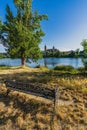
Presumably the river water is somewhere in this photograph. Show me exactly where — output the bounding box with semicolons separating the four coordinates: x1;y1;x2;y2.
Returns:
0;58;84;68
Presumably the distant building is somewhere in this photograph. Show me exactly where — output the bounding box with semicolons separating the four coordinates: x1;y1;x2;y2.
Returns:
44;45;47;56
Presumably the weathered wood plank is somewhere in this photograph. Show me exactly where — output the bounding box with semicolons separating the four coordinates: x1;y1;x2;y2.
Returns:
3;79;55;99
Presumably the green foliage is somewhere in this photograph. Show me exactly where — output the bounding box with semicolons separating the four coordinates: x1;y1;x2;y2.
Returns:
75;49;80;57
0;53;6;59
54;65;75;71
0;20;2;30
77;67;85;72
43;49;82;58
81;39;87;55
82;58;87;69
0;19;2;38
1;0;47;65
81;39;87;69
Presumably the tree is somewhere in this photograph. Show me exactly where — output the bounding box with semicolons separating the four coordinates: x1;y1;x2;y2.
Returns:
81;39;87;69
81;39;87;56
0;20;2;28
1;0;47;66
0;19;2;36
75;49;80;57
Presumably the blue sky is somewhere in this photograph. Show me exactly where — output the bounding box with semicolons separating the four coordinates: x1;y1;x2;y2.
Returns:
0;0;87;52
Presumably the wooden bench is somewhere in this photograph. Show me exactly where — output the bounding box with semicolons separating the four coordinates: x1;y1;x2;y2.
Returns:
3;79;56;100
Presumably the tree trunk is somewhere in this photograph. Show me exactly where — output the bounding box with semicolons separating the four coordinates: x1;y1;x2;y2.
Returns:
21;57;26;67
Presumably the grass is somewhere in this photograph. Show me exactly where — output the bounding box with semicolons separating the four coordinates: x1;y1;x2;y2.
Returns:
0;64;11;70
0;85;53;130
82;87;87;94
0;66;87;129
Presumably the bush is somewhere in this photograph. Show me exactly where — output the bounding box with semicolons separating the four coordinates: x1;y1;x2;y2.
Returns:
77;67;85;72
54;65;75;71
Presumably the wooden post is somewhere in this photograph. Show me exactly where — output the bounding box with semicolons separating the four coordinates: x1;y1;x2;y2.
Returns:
54;87;59;114
50;87;59;130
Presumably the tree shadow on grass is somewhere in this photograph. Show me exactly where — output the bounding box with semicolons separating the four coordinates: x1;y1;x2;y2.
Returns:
0;69;87;85
0;88;53;129
0;69;87;129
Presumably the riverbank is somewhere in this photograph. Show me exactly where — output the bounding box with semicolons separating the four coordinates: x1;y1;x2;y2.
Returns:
0;66;87;129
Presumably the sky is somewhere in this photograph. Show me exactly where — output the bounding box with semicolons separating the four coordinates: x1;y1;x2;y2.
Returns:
0;0;87;52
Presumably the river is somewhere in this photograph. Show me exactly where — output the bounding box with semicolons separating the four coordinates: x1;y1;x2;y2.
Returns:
0;58;84;68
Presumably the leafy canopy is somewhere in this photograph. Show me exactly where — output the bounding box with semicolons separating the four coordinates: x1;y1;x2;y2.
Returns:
2;0;47;61
81;39;87;56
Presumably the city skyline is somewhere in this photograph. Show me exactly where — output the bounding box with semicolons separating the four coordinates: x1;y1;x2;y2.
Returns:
0;0;87;52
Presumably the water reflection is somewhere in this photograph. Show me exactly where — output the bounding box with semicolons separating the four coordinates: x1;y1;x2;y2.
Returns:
44;58;57;67
43;58;83;68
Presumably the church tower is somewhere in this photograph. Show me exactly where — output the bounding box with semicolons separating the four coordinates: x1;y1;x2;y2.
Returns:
44;45;47;57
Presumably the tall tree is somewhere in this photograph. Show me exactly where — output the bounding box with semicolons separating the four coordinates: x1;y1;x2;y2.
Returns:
75;49;80;57
81;39;87;69
0;20;1;28
1;0;47;66
0;19;2;36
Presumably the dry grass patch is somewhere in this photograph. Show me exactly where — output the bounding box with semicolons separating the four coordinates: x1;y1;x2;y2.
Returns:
0;84;54;130
0;67;87;129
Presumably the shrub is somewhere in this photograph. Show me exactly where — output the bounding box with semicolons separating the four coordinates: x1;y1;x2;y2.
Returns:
77;67;85;72
54;65;75;71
